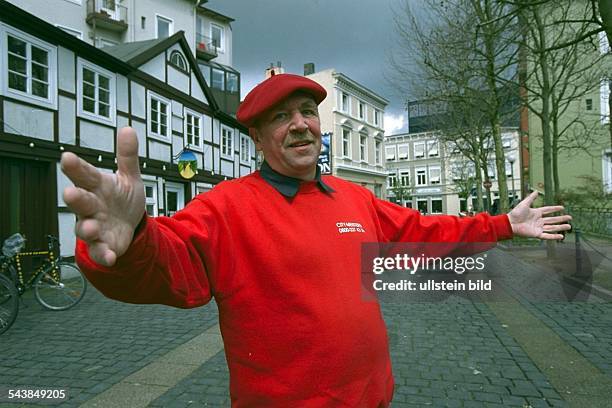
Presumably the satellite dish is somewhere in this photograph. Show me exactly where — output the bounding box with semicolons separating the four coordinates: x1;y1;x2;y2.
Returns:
177;150;197;179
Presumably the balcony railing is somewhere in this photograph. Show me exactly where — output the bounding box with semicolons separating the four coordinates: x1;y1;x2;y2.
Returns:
195;33;218;60
86;0;128;32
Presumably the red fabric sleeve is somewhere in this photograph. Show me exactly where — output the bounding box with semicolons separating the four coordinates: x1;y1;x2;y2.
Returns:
75;198;218;309
373;197;513;243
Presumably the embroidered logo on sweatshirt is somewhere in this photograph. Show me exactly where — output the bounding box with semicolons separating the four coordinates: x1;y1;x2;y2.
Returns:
336;222;366;234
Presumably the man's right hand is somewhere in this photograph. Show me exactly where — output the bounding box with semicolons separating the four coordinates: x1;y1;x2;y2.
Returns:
60;127;145;267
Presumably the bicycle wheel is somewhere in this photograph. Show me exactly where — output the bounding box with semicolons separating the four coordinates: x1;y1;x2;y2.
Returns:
34;262;87;311
0;273;19;335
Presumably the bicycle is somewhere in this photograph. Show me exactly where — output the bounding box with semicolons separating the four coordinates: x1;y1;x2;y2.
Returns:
0;233;87;335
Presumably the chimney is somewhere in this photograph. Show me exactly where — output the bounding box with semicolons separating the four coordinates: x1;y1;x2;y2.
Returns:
265;61;285;79
304;63;315;76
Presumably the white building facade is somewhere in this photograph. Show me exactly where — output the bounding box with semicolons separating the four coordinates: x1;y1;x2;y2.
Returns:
385;129;521;215
306;68;388;198
0;0;254;255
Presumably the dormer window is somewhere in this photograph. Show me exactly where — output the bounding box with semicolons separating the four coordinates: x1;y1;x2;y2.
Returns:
169;50;187;71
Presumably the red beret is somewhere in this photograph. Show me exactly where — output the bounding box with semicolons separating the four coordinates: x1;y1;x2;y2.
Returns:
236;74;327;127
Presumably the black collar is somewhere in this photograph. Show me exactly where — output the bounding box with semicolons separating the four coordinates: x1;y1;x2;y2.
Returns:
259;161;335;197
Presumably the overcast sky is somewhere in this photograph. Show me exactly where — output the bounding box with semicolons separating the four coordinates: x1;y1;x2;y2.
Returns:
210;0;410;134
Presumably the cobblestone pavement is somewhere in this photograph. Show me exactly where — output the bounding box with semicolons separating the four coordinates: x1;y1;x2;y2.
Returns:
1;247;611;407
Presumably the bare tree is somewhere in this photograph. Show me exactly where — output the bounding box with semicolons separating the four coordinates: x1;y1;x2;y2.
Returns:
390;0;519;213
517;1;606;200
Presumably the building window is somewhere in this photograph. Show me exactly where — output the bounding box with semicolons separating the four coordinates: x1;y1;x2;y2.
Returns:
3;28;57;108
502;136;512;148
342;128;351;157
427;141;439;157
431;198;443;214
375;140;381;165
417;199;428;214
169;50;187;71
374;109;381;126
77;59;115;125
227;72;239;93
414;142;425;158
400;171;410;186
451;162;463;181
586;98;593;111
385;146;396;161
429;166;441;185
156;15;173;39
144;181;158;216
487;160;497;180
398;144;409;160
359;134;367;161
341;92;349;113
212;68;225;90
359;101;365;120
240;134;251;164
416;168;427;186
388;173;397;188
184;109;202;149
211;23;224;51
148;92;170;141
221;126;233;157
165;182;184;216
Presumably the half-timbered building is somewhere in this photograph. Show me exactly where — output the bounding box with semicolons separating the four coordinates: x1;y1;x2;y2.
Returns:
0;0;254;255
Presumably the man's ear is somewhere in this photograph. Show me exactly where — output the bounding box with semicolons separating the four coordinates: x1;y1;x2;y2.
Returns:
249;127;263;151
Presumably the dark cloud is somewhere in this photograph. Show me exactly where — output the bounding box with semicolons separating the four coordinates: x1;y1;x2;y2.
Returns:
209;0;408;132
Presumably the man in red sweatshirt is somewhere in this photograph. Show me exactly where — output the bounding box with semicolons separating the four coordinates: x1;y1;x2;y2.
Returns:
60;74;571;407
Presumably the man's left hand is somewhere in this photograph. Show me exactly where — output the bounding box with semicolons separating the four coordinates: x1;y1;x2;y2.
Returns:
507;191;572;240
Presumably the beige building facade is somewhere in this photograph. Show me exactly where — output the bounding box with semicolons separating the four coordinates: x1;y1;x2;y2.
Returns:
306;68;388;198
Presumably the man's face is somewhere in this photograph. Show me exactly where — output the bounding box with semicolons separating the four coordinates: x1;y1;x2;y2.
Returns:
251;93;322;180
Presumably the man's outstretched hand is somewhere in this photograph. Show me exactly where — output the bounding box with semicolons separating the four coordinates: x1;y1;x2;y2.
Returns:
507;191;572;240
61;127;145;267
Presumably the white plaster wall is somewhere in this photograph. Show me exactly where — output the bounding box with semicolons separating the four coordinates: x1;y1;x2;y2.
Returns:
56;161;71;206
3;101;54;140
80;120;114;152
203;114;212;142
132;0;196;54
203;145;213;171
117;75;129;112
58;96;76;144
58;47;76;94
168;66;189;95
58;212;76;257
149;139;171;162
130;81;146;119
191;72;206;103
10;0;89;45
172;113;182;134
157;177;165;210
140;54;166;82
239;165;251;177
172;134;184;163
116;114;129;130
172;100;183;117
212;118;220;144
131;119;147;157
212;147;219;173
446;195;461;215
220;159;233;177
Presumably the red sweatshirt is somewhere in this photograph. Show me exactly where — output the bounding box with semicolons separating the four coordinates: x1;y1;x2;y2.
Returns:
76;171;512;407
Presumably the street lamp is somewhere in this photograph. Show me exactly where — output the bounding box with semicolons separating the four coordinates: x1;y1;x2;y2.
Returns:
507;154;516;207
